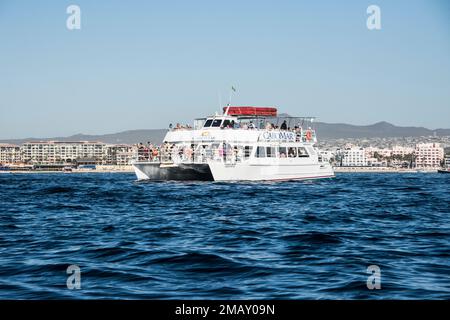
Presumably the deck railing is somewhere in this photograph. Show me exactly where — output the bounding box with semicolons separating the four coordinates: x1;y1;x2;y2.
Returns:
135;129;317;165
136;145;244;165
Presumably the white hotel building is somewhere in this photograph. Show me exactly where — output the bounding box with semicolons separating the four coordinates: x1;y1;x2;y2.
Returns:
415;143;444;168
105;144;137;166
340;147;368;167
391;145;415;157
21;141;106;165
445;156;450;168
20;141;136;166
0;144;21;165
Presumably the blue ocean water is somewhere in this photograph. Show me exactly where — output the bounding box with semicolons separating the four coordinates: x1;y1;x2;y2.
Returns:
0;172;449;299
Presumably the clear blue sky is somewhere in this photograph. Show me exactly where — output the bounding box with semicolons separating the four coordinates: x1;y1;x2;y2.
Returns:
1;0;449;139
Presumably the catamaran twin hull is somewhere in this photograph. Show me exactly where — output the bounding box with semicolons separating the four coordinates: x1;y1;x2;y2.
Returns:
133;161;334;182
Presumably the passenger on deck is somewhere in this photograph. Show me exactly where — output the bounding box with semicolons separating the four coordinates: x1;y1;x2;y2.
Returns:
184;145;193;161
295;126;302;142
288;148;296;157
281;120;287;130
233;146;238;161
200;145;206;162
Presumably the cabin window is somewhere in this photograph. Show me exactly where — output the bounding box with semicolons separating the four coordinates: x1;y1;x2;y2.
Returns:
244;146;253;158
279;147;287;158
256;146;265;158
288;147;297;157
297;147;309;157
222;120;231;128
203;119;213;127
212;119;222;127
266;147;276;158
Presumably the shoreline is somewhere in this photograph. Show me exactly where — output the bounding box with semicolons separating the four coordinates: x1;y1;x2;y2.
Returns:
333;167;437;173
0;170;135;174
0;165;135;174
0;167;439;174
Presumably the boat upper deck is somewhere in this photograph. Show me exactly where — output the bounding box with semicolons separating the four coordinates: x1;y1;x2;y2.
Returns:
166;106;318;144
165;127;317;144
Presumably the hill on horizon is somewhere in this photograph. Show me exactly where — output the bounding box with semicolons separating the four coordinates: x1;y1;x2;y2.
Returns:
1;121;449;145
315;121;450;139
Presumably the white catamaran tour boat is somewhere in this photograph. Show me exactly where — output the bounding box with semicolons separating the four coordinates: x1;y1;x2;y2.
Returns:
132;106;334;181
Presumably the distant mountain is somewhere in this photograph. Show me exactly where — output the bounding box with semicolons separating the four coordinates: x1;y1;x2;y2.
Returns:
0;129;168;146
314;121;450;139
1;122;449;145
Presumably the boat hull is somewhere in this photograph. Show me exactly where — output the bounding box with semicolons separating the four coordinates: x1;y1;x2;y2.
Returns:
208;161;334;181
133;162;214;181
438;169;450;174
133;161;334;181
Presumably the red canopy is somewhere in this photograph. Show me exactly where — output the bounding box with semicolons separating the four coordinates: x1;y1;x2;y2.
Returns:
223;106;277;117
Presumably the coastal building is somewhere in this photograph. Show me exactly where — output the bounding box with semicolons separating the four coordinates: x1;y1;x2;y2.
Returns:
366;157;387;167
19;141;138;166
340;147;368;167
444;155;450;168
0;144;21;164
318;150;335;162
414;143;444;168
105;144;136;165
391;145;415;157
362;145;414;167
365;146;414;159
21;141;107;165
365;147;391;159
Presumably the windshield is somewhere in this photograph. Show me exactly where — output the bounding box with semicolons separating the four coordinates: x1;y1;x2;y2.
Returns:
211;119;222;127
203;119;213;127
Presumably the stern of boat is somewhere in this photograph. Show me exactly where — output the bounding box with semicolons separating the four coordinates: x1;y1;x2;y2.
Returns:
132;161;214;181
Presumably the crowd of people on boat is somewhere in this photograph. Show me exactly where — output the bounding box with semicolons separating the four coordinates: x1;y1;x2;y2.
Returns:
168;119;311;134
137;142;196;162
136;141;309;163
137;142;246;163
168;123;193;130
136;120;314;162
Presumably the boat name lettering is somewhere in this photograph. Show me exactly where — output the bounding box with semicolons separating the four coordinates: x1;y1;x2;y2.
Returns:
260;131;295;141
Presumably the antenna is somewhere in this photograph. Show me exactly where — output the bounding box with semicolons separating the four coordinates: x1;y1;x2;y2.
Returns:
225;85;236;115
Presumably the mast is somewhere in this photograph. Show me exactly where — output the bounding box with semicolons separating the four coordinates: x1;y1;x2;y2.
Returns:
224;86;236;115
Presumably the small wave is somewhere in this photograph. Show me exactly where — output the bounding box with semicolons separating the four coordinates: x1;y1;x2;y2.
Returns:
281;231;343;245
83;246;135;260
83;266;159;282
102;225;115;232
2;223;20;229
43;204;91;211
39;186;75;194
149;252;267;276
395;186;423;192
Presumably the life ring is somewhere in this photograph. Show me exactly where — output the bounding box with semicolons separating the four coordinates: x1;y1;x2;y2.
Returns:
305;130;312;141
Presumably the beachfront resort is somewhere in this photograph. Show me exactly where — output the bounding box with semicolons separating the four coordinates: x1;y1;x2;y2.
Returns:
0;136;449;172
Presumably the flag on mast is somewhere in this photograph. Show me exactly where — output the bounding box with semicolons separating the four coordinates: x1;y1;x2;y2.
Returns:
225;86;236;115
